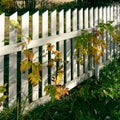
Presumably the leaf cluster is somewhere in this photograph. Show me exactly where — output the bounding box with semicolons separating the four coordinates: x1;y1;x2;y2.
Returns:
75;21;120;64
0;84;7;106
44;43;69;102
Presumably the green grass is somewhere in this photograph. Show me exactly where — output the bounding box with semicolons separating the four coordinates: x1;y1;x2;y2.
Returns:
0;55;120;120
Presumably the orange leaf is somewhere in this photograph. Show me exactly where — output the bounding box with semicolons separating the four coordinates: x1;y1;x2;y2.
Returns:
55;93;61;100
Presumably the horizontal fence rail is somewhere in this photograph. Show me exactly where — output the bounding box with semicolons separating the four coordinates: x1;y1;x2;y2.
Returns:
0;5;120;112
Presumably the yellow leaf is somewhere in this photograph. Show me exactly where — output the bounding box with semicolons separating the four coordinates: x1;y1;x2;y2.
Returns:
56;73;63;85
20;59;29;72
27;73;40;86
10;20;20;28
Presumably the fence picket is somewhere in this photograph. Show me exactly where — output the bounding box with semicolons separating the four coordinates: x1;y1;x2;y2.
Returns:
89;8;93;70
0;13;5;109
65;9;71;83
98;7;103;64
72;9;77;79
21;12;29;102
42;11;48;96
32;11;39;101
50;10;57;85
59;10;64;85
94;7;99;78
110;6;114;57
9;12;17;106
79;8;83;76
106;7;110;60
84;8;88;73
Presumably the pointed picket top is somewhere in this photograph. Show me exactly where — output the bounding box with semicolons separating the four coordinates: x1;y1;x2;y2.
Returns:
89;7;93;28
59;9;64;34
99;7;103;23
22;12;29;37
94;7;98;26
103;7;107;23
0;13;5;47
111;6;114;21
32;11;39;39
84;8;88;29
79;8;83;30
66;9;71;32
42;10;48;37
72;8;77;31
51;10;57;35
107;6;110;21
9;12;18;44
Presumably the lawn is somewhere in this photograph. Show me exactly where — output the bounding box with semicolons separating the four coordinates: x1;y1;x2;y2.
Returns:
0;55;120;120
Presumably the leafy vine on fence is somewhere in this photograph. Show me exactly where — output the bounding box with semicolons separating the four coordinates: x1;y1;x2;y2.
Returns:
75;21;120;64
0;20;120;107
10;20;69;102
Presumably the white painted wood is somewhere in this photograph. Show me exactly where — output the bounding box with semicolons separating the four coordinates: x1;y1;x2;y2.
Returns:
59;10;64;34
32;11;39;101
98;7;103;67
94;7;98;26
106;7;110;60
51;10;57;83
0;13;5;109
94;7;99;78
103;7;107;24
51;10;57;36
102;7;107;63
66;9;71;82
72;9;77;80
0;13;5;86
111;6;114;21
9;12;17;106
21;12;29;101
84;8;88;73
2;23;120;58
113;6;117;55
116;5;119;55
59;10;64;85
99;7;103;23
110;6;114;57
89;8;93;70
89;8;93;28
42;11;48;96
79;8;83;30
79;8;83;76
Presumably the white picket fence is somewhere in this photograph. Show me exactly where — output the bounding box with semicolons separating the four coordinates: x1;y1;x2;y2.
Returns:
0;5;120;112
